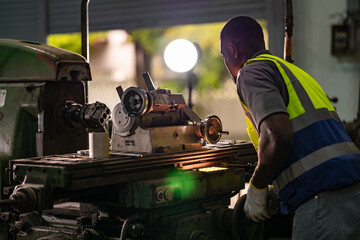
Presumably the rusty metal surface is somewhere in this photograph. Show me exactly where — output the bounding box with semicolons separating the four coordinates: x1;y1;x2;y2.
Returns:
11;141;257;190
0;39;91;82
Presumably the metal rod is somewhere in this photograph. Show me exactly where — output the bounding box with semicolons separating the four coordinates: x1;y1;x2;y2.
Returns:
188;71;194;109
0;198;16;207
81;0;89;60
284;0;294;62
81;0;90;103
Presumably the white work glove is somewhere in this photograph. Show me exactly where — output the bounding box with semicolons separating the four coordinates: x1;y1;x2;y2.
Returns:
244;180;278;223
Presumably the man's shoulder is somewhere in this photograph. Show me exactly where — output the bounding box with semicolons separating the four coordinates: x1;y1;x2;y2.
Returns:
237;56;289;108
241;59;277;74
239;60;280;85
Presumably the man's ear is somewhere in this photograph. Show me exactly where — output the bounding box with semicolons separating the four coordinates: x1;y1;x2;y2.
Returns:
230;43;238;59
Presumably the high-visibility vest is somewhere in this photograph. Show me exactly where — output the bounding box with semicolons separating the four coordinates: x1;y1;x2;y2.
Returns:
240;54;360;213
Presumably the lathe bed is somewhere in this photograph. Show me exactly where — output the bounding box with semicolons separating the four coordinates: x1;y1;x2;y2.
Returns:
10;141;256;191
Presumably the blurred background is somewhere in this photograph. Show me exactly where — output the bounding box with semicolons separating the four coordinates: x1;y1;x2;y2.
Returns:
46;21;269;140
1;0;359;141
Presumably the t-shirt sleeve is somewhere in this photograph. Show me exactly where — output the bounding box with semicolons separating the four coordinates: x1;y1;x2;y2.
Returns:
237;61;289;130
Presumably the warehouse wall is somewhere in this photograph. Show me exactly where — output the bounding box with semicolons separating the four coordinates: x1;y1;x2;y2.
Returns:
0;0;269;41
0;0;48;42
0;0;284;57
293;0;360;122
1;0;358;122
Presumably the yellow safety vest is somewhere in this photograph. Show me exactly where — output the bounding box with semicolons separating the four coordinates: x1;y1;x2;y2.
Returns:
240;54;360;213
241;54;335;150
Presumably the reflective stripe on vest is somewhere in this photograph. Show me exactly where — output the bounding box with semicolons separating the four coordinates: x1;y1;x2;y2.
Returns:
273;142;359;190
242;54;359;193
240;100;259;150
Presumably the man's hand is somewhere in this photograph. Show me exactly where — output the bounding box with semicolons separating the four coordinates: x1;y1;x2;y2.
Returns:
244;181;280;222
244;180;270;222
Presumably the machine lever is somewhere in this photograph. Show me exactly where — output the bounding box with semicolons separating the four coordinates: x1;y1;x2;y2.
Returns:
0;186;37;213
0;198;16;207
116;85;124;99
219;131;229;135
142;72;156;91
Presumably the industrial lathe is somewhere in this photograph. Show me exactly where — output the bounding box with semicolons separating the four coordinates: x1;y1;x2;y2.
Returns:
0;39;262;240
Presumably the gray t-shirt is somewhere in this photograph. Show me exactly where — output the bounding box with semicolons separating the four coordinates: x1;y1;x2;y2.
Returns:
236;50;289;130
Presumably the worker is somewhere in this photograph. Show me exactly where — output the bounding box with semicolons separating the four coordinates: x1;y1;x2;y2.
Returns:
220;16;360;239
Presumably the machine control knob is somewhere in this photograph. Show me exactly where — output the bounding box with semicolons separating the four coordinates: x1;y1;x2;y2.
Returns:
164;188;172;200
156;190;164;201
132;223;145;238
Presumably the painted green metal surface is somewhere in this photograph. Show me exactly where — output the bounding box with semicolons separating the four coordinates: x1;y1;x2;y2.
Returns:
0;38;93;160
0;39;91;82
0;38;93;161
0;83;42;159
123;168;244;209
13;164;69;189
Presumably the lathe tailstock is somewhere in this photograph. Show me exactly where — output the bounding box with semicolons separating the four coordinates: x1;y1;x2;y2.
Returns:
111;72;229;153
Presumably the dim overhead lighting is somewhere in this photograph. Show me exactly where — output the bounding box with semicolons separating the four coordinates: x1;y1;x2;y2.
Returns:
164;39;198;73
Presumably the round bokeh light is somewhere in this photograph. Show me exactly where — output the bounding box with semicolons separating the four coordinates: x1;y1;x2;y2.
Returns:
164;39;198;73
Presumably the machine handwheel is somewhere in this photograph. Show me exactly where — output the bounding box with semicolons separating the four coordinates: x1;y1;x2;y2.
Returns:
121;87;149;117
231;194;264;240
202;115;227;144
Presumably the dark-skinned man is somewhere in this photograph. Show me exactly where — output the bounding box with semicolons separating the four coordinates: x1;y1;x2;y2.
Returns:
220;16;360;239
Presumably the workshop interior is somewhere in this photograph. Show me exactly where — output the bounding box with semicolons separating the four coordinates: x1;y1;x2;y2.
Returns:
0;0;359;239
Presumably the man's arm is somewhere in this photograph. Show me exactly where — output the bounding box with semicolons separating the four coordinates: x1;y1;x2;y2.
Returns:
251;112;293;189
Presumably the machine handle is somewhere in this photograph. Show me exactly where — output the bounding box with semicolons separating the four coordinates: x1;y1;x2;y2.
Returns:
219;131;229;135
142;72;157;91
0;198;16;207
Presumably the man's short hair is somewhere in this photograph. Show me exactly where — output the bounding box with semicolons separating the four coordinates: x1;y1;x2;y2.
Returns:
220;16;265;52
